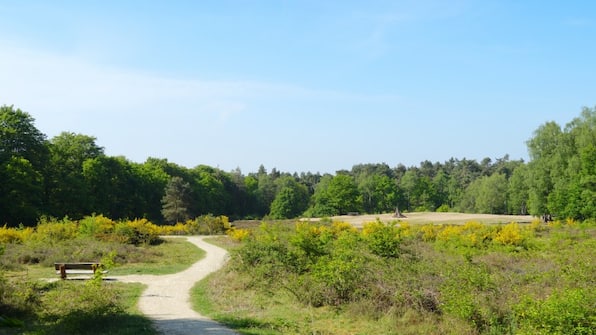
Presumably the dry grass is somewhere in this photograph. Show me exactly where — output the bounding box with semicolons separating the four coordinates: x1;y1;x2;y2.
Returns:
302;212;534;228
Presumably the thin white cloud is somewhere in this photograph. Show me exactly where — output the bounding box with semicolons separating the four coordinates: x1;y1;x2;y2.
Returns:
0;41;400;122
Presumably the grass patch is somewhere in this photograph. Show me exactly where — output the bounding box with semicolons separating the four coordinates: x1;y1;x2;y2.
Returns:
3;237;206;279
108;237;205;275
1;280;157;335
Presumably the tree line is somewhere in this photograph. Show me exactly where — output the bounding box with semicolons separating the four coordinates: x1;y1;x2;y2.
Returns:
1;104;594;226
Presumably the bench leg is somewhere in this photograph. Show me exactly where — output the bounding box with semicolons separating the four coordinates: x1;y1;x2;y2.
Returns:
59;264;66;280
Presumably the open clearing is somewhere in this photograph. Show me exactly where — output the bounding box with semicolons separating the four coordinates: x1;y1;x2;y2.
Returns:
303;212;534;228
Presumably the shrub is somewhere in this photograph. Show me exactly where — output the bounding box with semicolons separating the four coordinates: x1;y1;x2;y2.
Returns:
113;219;160;245
419;224;440;242
304;231;369;307
32;217;78;243
362;220;402;258
494;222;524;246
187;215;231;235
157;222;189;235
515;288;596;335
330;221;357;235
78;214;116;239
436;204;450;212
226;227;250;242
290;222;333;259
0;225;33;244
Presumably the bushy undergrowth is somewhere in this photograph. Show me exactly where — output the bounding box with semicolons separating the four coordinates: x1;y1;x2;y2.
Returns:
208;218;596;334
0;214;226;333
1;214;230;248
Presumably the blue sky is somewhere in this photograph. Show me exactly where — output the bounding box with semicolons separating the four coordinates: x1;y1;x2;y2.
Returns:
1;1;594;174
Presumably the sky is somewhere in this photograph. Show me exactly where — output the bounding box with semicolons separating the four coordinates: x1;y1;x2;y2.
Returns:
1;1;594;174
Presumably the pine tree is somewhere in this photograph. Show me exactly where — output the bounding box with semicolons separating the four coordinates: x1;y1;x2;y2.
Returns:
161;176;191;224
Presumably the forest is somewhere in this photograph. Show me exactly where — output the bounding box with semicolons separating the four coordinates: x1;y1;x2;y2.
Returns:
1;104;595;227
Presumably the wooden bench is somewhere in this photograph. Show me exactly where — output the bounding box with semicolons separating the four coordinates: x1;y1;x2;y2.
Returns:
54;262;107;280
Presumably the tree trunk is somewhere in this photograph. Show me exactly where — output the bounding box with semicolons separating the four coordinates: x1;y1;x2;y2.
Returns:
393;206;406;218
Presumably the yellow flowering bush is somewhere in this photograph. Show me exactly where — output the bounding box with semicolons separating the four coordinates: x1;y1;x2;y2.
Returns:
78;214;116;239
114;218;160;245
331;221;357;235
494;222;523;246
0;225;33;244
33;217;78;242
419;224;439;241
227;227;251;242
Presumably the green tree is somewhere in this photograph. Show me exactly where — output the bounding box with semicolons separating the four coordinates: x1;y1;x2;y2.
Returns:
161;176;192;224
83;156;141;219
47;132;104;218
269;176;310;219
357;174;398;214
133;159;170;223
192;165;228;215
400;169;437;211
0;156;43;225
305;175;336;217
0;105;49;226
525;107;596;220
475;173;508;214
508;164;529;214
326;174;361;215
526;121;563;217
546;108;596;219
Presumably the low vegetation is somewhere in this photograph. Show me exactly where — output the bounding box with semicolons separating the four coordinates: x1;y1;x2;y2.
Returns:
0;215;215;334
196;218;596;335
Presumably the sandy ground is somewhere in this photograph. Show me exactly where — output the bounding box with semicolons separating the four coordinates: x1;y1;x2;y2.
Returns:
114;236;238;335
303;212;534;228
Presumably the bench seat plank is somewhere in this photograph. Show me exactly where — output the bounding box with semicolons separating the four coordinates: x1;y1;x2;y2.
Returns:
54;262;107;279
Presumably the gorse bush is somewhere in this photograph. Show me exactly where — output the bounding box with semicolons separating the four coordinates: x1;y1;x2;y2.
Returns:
33;217;78;243
362;220;402;257
78;214;116;239
0;225;33;244
493;222;524;246
0;214;231;247
226;227;250;242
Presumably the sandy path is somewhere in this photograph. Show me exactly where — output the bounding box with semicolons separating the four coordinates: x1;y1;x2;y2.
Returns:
115;236;238;335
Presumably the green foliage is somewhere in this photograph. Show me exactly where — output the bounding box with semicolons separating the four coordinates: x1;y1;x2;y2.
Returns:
0;106;49;227
307;174;362;216
77;214;116;238
46;132;103;219
188;214;231;235
515;288;596;335
1;103;593;231
213;219;595;334
526;107;596;220
362;220;403;258
113;219;160;245
33;217;79;243
269;177;309;219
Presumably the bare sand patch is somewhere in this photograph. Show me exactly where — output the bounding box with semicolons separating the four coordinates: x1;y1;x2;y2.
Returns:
303;212;534;228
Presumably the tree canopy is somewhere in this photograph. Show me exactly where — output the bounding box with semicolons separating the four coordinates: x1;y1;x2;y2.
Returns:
0;104;594;226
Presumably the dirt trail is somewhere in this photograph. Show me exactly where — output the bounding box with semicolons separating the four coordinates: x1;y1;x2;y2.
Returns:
114;236;238;335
